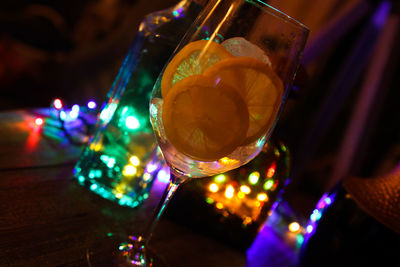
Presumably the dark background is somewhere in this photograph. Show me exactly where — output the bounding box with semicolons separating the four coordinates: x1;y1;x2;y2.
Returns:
0;0;399;216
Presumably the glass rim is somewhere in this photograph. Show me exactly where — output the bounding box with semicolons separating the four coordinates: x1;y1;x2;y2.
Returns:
249;0;310;33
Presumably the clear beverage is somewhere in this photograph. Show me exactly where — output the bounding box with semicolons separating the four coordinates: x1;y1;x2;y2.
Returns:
74;0;203;207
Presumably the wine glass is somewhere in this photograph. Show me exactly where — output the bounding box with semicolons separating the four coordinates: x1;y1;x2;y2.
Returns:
121;0;308;265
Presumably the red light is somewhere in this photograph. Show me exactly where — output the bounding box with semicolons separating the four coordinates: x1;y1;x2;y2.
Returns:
35;117;44;126
53;98;63;109
266;162;276;178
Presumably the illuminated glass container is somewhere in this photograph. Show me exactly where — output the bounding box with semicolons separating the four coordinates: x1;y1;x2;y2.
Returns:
74;0;204;208
166;139;291;249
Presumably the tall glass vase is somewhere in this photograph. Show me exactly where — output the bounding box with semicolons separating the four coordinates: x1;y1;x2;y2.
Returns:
74;0;205;208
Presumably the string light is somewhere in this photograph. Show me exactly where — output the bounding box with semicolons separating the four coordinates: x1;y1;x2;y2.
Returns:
240;185;251;194
257;193;268;202
288;222;301;233
122;164;137;176
129;156;140;166
248;171;260;185
209;183;219;193
225;185;234;199
125;116;140;129
266;162;276;178
53;98;63;110
35;117;44;126
214;174;226;183
87;100;97;109
263;179;274;190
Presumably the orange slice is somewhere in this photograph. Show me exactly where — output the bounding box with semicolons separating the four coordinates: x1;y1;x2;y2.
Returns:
162;75;249;161
204;57;283;144
161;40;233;98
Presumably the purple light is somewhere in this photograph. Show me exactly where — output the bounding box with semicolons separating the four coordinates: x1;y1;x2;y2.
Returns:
372;1;391;27
87;100;97;109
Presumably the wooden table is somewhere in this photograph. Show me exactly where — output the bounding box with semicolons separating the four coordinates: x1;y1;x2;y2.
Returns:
0;109;297;266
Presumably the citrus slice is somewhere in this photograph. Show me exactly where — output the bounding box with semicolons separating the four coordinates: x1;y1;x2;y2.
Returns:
204;57;283;144
162;75;249;161
222;37;272;66
161;40;233;98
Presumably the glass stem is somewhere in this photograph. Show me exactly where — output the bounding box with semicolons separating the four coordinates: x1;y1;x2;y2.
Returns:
142;170;185;245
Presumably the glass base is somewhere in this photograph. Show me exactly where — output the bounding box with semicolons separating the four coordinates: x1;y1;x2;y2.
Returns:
86;234;169;267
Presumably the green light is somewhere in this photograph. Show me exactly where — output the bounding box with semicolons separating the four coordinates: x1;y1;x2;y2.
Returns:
125;116;140;129
281;144;287;152
296;234;304;246
88;170;96;179
100;155;116;168
264;179;274;190
248;171;260;185
107;232;113;237
78;176;85;183
214;174;226;183
205;197;214;204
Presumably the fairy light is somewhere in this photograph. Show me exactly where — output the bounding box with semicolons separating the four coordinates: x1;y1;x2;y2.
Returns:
205;197;214;204
257;193;268;202
214;174;226;183
122;165;137;176
263;179;274;190
70;104;80;119
125;116;140;129
288;222;301;233
216;202;224;209
209;183;219;193
240;185;251;194
243;217;252;225
53;98;63;110
156;167;170;183
87;100;97;109
237;192;245;199
225;185;234;199
35;117;44;126
129;156;140;166
266;162;276;178
248;171;260;185
143;173;151;181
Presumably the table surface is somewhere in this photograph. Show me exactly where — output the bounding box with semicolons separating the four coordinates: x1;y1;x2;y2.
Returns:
0;109;297;267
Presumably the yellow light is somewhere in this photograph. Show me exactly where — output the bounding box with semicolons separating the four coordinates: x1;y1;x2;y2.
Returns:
240;185;251;194
216;202;224;209
122;164;137;176
237;192;245;199
115;193;123;199
257;193;268;202
209;183;219;193
248;171;260;184
129;156;140;166
243;217;253;225
143;173;151;181
289;222;301;233
225;185;234;199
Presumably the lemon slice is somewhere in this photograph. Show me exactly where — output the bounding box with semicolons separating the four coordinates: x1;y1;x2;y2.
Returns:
162;75;249;161
161;40;233;98
222;37;272;66
204;57;283;144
